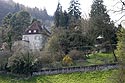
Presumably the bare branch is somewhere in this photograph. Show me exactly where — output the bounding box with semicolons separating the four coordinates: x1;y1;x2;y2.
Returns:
120;0;125;6
114;14;125;23
113;1;121;7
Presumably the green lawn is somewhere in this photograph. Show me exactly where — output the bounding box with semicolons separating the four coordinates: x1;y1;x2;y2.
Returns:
0;69;117;83
72;53;115;67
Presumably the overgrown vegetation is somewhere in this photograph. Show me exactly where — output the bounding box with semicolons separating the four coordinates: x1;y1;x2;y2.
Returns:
114;27;125;83
0;0;122;80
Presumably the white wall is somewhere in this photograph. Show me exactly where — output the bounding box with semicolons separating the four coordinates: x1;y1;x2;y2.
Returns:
22;34;43;49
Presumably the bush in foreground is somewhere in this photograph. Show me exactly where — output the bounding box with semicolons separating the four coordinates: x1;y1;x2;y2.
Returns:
7;51;38;76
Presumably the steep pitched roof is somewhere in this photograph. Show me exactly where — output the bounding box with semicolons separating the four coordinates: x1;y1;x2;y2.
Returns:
24;21;42;34
24;21;51;36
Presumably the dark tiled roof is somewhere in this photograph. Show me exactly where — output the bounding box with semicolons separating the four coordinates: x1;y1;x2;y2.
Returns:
24;21;42;34
24;21;51;37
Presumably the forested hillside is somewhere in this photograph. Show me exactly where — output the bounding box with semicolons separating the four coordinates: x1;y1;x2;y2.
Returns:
0;0;53;25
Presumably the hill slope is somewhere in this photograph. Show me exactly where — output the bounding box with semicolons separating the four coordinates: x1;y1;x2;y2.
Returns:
0;0;53;25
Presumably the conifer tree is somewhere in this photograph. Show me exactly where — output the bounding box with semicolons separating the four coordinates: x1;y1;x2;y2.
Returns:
54;2;62;27
90;0;117;61
90;0;110;37
68;0;81;29
68;0;81;20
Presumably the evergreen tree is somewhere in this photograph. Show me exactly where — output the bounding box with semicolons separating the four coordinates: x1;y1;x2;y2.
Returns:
10;10;31;40
68;0;81;20
1;11;31;51
90;0;117;61
2;13;12;28
14;3;20;13
2;13;13;51
60;10;69;28
2;13;13;43
54;2;62;27
90;0;110;37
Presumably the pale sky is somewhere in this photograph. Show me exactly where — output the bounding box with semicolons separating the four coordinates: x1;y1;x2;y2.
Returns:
12;0;124;25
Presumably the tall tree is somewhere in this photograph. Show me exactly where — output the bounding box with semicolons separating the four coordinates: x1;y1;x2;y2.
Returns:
1;11;31;51
54;2;62;27
68;0;81;28
2;13;12;29
10;10;31;40
1;13;13;44
90;0;110;38
90;0;117;61
59;10;69;28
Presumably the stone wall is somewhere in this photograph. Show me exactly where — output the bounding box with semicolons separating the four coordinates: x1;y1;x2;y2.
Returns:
33;63;118;75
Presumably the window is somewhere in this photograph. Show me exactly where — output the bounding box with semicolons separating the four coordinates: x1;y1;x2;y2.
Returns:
33;30;37;33
28;30;31;33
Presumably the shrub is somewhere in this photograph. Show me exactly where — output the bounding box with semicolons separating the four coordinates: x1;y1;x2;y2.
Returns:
39;51;53;63
7;51;38;75
0;51;11;70
37;51;54;68
68;50;86;60
62;55;73;66
50;62;63;68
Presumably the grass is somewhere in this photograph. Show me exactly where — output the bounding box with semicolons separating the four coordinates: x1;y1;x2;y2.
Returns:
72;52;115;66
0;69;117;83
88;53;114;64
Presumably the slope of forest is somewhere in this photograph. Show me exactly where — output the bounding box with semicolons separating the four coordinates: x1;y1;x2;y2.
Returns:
0;0;53;26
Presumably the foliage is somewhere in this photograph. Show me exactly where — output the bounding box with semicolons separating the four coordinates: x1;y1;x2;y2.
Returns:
54;3;69;28
1;11;31;51
115;27;125;83
54;0;81;29
0;0;53;25
68;0;81;20
90;0;117;43
37;51;53;68
68;50;86;60
0;27;3;45
62;55;73;66
1;13;13;51
0;51;11;70
90;0;117;62
46;28;92;57
10;10;31;40
45;28;64;58
7;50;38;75
54;2;62;27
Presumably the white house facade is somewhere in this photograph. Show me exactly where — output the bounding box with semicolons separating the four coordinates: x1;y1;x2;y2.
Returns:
22;21;49;50
22;34;43;49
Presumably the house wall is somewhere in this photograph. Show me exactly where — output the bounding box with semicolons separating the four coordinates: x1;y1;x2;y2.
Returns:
22;34;43;49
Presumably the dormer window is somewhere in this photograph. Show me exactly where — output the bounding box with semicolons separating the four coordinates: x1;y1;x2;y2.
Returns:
34;30;37;33
28;30;31;33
